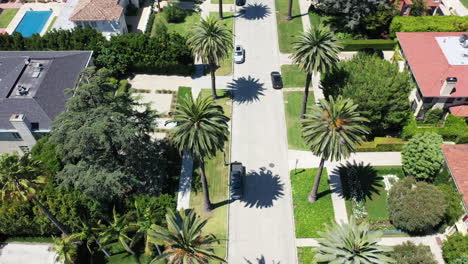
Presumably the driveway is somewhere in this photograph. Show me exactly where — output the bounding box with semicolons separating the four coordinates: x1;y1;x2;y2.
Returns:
228;0;297;263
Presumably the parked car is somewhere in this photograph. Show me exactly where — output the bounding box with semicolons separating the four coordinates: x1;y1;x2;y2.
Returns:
234;45;245;64
271;71;283;89
236;0;246;6
230;162;245;200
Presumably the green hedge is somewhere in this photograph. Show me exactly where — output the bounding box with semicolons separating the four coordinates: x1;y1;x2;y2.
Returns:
402;114;468;143
177;86;192;103
341;39;397;51
356;137;406;152
390;16;468;38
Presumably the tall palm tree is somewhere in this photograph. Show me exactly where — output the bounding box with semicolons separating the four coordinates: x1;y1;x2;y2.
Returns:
187;16;233;100
68;221;111;258
131;199;163;256
96;208;138;255
53;236;78;264
287;0;293;20
219;0;224;20
168;95;229;212
302;96;369;202
0;153;69;235
314;218;395;263
292;24;340;119
148;209;225;263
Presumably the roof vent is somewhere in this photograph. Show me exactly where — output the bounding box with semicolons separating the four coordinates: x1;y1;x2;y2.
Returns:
16;85;30;96
31;63;43;78
462;39;468;49
459;34;468;44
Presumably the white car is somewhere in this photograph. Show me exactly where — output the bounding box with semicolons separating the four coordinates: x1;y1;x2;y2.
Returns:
234;45;245;64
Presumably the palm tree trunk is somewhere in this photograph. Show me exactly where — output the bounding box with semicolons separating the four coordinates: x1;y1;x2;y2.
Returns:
199;159;213;212
95;239;111;258
287;0;293;20
31;196;70;236
120;238;136;255
300;72;312;119
210;63;218;100
218;0;224;20
308;158;325;203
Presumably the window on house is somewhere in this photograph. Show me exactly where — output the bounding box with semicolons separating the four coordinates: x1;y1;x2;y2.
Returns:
31;122;39;130
423;97;433;104
12;132;22;140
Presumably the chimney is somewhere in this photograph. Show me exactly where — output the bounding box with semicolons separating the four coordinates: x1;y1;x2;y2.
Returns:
9;114;36;149
440;77;457;96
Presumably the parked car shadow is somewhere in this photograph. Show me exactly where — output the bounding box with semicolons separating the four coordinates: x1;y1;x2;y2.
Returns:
238;3;271;20
241;167;284;209
228;75;266;104
244;255;281;264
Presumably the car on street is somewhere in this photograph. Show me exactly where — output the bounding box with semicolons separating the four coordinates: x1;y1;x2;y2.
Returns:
236;0;246;6
230;162;245;200
271;71;283;89
234;45;245;64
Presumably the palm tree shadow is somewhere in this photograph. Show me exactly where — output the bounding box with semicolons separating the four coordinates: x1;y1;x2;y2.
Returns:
238;3;271;20
212;199;233;209
228;75;266;104
244;255;281;264
241;167;284;208
332;161;384;201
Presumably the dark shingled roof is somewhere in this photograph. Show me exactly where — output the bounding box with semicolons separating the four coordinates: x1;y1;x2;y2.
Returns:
0;51;92;130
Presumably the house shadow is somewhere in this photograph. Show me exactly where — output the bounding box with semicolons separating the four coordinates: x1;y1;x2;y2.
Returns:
238;3;271;20
241;167;284;209
228;75;266;104
244;255;281;264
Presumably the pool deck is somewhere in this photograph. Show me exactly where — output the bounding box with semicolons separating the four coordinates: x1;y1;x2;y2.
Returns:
5;3;64;36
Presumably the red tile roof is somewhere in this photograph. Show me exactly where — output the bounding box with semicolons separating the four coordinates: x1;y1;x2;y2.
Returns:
70;0;123;22
442;144;468;210
397;32;468;97
450;105;468;117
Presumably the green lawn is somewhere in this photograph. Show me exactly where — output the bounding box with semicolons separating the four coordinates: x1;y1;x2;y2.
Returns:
0;8;19;28
460;0;468;8
291;168;335;238
284;91;314;151
190;89;231;260
151;11;201;37
275;0;303;53
281;65;306;88
46;16;58;32
108;253;152;264
298;247;316;264
210;12;234;76
211;0;234;4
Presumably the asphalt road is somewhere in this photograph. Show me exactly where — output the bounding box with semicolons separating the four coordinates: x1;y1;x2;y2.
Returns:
228;0;298;262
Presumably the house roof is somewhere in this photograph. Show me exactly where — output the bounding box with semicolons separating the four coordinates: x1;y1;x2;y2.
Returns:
442;144;468;210
397;32;468;98
70;0;123;22
0;51;92;131
449;105;468;117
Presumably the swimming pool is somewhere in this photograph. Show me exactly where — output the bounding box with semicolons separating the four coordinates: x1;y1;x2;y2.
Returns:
15;11;52;37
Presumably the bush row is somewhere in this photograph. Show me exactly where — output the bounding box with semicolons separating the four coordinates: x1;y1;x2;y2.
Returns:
341;39;397;51
356;137;406;152
402;115;468;143
390;16;468;37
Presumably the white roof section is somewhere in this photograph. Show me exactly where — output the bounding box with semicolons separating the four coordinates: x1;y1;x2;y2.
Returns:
435;36;468;66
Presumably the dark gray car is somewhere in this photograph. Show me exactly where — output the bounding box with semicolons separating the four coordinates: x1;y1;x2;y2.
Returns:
230;162;245;200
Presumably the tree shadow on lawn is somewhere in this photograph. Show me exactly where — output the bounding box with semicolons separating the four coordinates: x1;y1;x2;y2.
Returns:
331;161;384;202
241;167;284;209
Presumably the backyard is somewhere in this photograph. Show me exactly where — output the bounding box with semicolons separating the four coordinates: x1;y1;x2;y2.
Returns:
0;8;18;28
151;10;201;37
284;91;315;151
291;168;335;238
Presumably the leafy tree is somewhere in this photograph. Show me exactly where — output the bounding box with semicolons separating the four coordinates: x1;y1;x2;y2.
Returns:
0;154;69;235
388;241;437;264
291;25;340;119
31;136;62;174
360;5;397;37
450;255;468;264
314;218;395;263
402;132;444;180
168;95;229;211
148;209;225;263
322;52;413;136
437;184;464;226
315;0;390;31
96;208;138;255
164;5;188;23
388;177;446;233
410;0;428;16
442;234;468;263
424;109;444;124
301;96;369;202
187;16;233;99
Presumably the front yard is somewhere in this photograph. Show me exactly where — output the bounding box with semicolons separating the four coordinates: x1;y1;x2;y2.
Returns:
291;168;335;238
210;12;234;76
281;64;306;88
284;91;315;151
275;0;303;53
0;8;19;28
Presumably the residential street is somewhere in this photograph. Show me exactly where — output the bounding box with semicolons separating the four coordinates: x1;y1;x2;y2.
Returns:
228;0;298;262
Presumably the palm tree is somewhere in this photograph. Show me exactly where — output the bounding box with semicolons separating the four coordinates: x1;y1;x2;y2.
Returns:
287;0;293;20
302;96;369;202
53;236;78;264
168;95;229;212
68;221;111;258
96;208;138;255
0;153;69;235
218;0;224;20
132;199;163;256
148;209;225;263
187;16;233;99
314;218;395;263
291;24;340;119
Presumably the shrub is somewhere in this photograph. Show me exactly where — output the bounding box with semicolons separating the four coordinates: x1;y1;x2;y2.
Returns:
152;15;168;36
164;5;188;23
437;184;464;226
356;137;406;152
450;255;468;264
402;132;444;180
177;86;192;104
402;115;468;143
388;241;437;264
388;177;446;233
31;136;62;174
424;109;444;124
115;80;130;96
390;16;468;37
145;11;156;35
341;39;396;51
442;234;468;263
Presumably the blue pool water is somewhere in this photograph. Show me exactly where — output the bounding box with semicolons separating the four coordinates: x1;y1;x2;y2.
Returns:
15;11;52;37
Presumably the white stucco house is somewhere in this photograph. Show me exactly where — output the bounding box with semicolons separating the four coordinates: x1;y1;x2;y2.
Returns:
69;0;139;39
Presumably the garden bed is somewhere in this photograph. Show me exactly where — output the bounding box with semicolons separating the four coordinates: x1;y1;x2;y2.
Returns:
291;168;335;238
284;91;315;151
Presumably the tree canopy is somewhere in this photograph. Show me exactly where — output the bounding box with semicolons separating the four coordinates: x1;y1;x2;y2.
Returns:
402;132;444;180
322;52;413;137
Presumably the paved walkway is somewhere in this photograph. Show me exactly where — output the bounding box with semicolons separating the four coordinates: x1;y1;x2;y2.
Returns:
53;0;78;31
176;151;193;210
0;243;58;264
